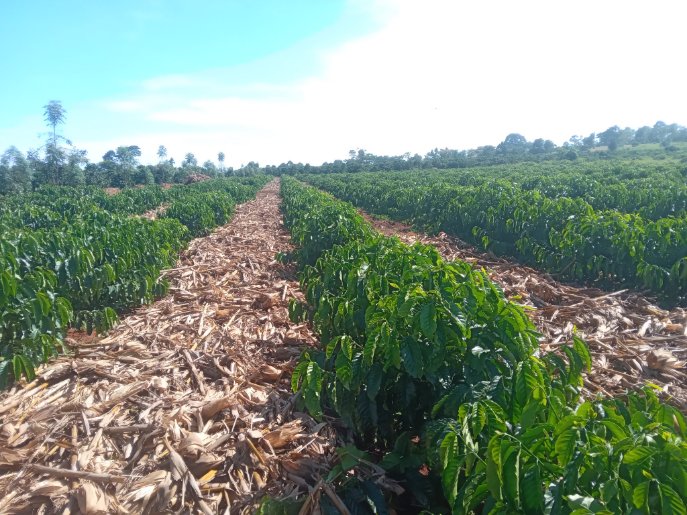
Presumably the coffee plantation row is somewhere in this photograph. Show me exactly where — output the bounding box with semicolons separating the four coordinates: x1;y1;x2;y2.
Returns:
279;177;687;514
358;160;687;221
0;176;270;385
301;169;687;306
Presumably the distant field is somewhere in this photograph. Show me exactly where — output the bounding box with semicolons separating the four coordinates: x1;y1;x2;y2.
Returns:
302;157;687;305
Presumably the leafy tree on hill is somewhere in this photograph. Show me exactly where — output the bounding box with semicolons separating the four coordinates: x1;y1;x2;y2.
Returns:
582;132;597;149
599;126;637;148
497;133;529;155
530;138;555;154
84;163;107;186
235;161;260;176
202;160;218;176
132;165;155;185
182;153;198;168
0;146;32;194
31;143;87;188
61;148;87;186
151;160;174;184
157;145;167;162
98;145;142;187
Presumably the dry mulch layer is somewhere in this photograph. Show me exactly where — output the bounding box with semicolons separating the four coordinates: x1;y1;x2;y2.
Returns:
368;216;687;410
140;203;168;221
0;180;338;514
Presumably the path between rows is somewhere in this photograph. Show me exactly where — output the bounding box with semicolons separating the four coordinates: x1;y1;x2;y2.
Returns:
367;215;687;408
0;179;335;514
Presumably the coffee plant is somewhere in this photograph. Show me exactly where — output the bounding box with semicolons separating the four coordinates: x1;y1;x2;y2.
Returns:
281;177;687;514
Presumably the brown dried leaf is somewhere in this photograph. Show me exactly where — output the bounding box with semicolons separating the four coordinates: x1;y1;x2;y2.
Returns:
647;349;680;371
32;479;70;497
260;364;282;382
75;482;110;515
263;420;305;449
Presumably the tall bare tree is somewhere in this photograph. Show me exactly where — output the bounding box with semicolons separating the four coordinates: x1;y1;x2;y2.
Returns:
43;101;67;183
157;145;168;162
43;100;66;147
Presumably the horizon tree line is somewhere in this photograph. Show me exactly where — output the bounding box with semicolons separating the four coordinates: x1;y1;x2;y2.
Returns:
0;101;236;194
2;101;687;194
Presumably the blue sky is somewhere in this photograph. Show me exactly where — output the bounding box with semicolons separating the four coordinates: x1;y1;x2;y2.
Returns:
1;0;686;166
2;1;351;102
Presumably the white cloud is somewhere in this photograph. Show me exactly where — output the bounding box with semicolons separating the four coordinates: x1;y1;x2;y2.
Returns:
77;0;687;167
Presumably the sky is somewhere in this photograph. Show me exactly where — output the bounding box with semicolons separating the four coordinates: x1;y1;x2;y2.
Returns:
1;0;686;167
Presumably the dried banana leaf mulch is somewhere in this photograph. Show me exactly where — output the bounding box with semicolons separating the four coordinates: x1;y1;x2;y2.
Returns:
368;216;687;410
0;180;337;514
140;203;168;221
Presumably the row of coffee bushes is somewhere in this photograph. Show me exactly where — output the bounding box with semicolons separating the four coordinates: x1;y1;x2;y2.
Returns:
0;176;270;385
278;177;687;514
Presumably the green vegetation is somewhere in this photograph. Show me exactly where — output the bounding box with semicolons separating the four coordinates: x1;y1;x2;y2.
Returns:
4;101;687;511
266;122;687;176
0;176;269;386
4;103;686;195
280;177;687;514
302;161;687;306
0;101;264;196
